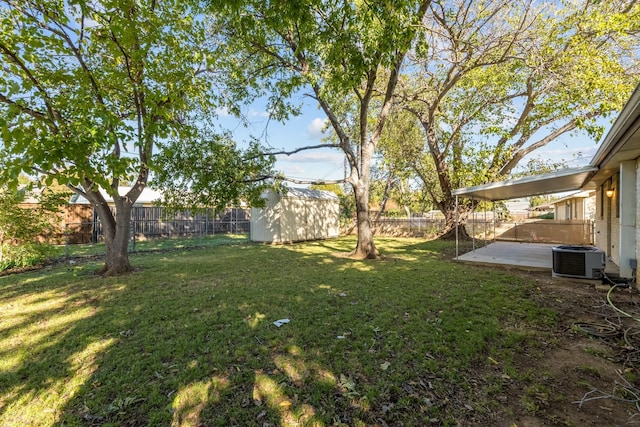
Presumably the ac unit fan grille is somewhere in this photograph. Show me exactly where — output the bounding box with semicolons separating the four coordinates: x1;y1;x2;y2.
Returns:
553;251;585;276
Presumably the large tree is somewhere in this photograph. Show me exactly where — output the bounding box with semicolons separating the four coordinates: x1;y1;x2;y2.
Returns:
0;0;265;275
392;0;640;237
212;0;431;259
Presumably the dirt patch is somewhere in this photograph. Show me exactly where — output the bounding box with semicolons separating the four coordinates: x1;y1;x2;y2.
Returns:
485;269;640;426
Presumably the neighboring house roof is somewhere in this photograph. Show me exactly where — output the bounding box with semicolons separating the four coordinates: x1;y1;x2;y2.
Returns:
534;191;594;210
70;187;163;205
453;81;640;201
551;190;594;205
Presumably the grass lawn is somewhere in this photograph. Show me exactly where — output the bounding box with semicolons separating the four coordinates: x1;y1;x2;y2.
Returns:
0;237;556;426
52;233;250;259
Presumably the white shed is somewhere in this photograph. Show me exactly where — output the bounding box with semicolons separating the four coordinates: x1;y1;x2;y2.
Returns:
250;188;340;243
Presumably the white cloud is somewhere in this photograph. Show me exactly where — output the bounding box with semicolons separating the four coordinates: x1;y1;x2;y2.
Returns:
275;149;345;181
248;109;270;118
307;117;329;139
278;164;307;176
536;145;597;157
215;107;231;117
277;151;343;164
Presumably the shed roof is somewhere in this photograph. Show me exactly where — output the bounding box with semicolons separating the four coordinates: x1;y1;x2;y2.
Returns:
280;188;339;200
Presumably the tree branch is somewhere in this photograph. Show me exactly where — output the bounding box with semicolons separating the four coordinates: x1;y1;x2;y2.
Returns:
269;143;342;157
0;93;49;122
0;42;61;132
276;176;346;186
498;112;597;175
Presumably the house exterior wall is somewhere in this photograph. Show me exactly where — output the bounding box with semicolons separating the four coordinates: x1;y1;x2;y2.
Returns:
575;199;584;220
594;187;608;252
594;168;639;276
636;157;640;278
553;192;597;220
553;195;594;221
555;203;566;220
594;184;617;261
611;218;621;266
585;195;596;219
611;173;621;266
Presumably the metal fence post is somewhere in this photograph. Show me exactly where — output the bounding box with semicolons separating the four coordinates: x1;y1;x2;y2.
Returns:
65;223;70;259
130;220;136;253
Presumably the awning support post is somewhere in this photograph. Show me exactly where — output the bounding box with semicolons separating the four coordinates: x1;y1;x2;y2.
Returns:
484;202;487;247
493;201;497;243
455;195;459;260
472;196;476;252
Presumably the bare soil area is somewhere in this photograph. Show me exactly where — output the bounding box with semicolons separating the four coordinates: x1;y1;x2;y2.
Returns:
489;269;640;427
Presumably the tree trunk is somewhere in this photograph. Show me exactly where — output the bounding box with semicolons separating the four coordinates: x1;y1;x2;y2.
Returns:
102;204;133;276
374;172;395;222
91;193;133;276
437;197;472;241
350;182;380;259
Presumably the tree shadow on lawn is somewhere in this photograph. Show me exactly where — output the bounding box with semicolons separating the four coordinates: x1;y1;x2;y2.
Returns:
0;238;536;426
0;272;125;425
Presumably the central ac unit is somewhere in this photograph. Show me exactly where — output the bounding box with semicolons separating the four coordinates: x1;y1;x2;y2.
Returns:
552;245;605;279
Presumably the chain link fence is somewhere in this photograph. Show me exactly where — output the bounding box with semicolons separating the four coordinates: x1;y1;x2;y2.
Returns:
59;207;251;256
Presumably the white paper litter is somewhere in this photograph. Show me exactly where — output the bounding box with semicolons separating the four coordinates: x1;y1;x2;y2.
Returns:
272;318;290;327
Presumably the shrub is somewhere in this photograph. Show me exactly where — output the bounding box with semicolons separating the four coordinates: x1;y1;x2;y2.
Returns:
0;188;68;271
0;243;56;271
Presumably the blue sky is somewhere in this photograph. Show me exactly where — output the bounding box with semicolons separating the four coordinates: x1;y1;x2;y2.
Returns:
217;98;345;184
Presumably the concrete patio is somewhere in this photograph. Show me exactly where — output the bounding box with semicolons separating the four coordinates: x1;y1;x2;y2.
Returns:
456;242;555;270
456;241;620;277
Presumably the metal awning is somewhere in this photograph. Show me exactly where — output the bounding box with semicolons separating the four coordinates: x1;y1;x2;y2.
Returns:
452;166;598;201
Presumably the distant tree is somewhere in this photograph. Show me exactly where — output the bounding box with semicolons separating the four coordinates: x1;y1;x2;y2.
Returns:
374;111;433;219
529;194;555;209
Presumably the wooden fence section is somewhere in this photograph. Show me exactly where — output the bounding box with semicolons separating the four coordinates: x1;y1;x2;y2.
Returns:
366;217;593;245
62;205;94;244
494;220;593;244
17;203;93;244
